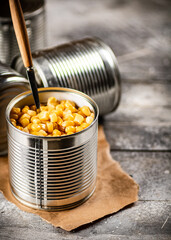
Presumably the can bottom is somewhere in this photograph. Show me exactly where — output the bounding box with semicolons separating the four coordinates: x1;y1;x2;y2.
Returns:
10;183;96;211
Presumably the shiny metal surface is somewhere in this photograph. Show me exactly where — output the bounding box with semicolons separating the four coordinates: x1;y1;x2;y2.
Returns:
0;0;46;65
0;62;29;155
6;87;99;210
12;38;121;115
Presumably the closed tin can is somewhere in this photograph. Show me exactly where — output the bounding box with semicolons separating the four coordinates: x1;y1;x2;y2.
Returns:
0;0;46;65
6;87;99;210
12;38;121;115
0;62;29;155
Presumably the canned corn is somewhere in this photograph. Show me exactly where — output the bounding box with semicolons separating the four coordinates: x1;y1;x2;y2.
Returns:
6;87;99;210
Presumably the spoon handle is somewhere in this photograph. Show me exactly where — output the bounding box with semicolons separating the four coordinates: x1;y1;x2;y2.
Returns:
9;0;33;68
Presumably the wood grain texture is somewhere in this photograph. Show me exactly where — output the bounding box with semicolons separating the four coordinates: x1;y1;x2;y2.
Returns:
9;0;33;68
0;0;171;239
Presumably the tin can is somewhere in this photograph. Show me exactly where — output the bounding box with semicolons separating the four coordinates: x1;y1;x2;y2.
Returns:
0;0;46;65
12;38;121;115
0;62;29;155
6;87;99;210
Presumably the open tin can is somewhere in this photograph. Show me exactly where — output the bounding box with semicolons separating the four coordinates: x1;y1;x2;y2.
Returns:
6;87;99;210
12;37;121;115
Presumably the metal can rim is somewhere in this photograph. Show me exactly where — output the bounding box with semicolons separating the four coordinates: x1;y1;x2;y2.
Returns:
91;37;121;113
6;87;99;139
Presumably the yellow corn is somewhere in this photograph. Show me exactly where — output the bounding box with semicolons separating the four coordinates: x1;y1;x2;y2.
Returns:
10;118;16;127
47;97;58;106
81;122;90;129
65;126;76;133
62;121;75;128
31;117;41;124
11;107;21;115
46;122;53;133
49;112;58;122
74;113;84;125
39;111;49;121
86;116;94;125
53;129;61;136
75;126;83;132
31;123;41;132
80;106;91;116
10;113;19;120
20;118;30;127
27;110;37;117
11;97;94;136
22;106;29;113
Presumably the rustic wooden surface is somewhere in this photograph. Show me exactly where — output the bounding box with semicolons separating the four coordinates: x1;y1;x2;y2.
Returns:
0;0;171;239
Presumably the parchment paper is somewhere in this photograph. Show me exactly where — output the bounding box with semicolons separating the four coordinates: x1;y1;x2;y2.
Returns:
0;126;139;231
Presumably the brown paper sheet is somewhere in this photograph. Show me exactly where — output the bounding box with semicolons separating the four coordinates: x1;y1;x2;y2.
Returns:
0;126;139;231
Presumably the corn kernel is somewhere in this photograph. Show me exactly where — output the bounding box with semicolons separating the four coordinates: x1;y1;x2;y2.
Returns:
40;123;48;132
53;129;61;136
49;112;58;122
19;113;31;120
57;116;63;125
86;116;94;125
46;122;53;133
20;118;30;127
56;104;65;111
47;97;58;106
22;106;29;113
39;111;49;121
23;127;29;133
75;126;83;132
77;111;86;118
11;107;21;115
67;132;74;135
80;106;91;116
40;106;48;111
74;114;84;125
17;126;23;131
65;126;76;133
62;121;75;128
10;118;16;127
81;122;90;129
38;130;47;136
31;123;41;132
63;111;74;121
10;113;19;120
31;116;41;124
27;110;36;117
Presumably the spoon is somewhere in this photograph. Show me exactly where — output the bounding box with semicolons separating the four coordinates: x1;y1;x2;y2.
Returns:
9;0;40;109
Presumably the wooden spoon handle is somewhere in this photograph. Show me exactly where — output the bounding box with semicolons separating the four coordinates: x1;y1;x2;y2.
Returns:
9;0;33;68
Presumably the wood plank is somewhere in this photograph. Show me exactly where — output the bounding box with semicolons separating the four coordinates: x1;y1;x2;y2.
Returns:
102;82;171;150
46;0;171;82
0;195;170;239
110;151;171;201
103;123;171;150
104;82;171;123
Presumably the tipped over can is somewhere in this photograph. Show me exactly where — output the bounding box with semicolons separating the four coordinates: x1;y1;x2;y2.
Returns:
0;61;29;155
12;37;121;115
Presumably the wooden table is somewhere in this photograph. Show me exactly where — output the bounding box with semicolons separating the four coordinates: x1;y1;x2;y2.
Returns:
0;0;170;239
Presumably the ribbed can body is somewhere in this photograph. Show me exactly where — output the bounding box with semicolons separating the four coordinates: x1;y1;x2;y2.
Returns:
6;88;98;210
0;0;46;65
12;38;121;115
0;62;29;155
